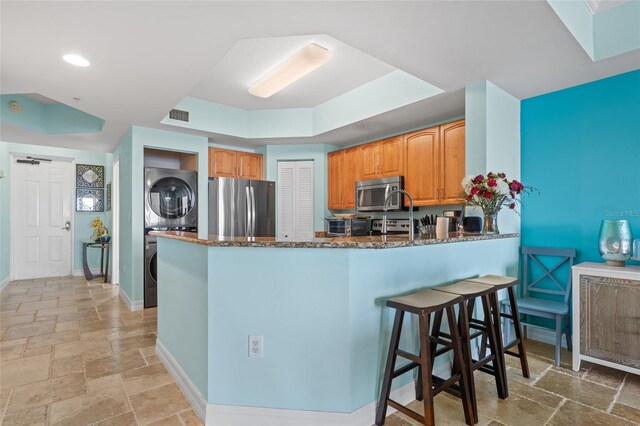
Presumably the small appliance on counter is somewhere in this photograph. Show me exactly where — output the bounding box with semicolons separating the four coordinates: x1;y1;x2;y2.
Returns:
443;210;463;232
325;217;369;237
371;218;418;236
355;176;404;212
463;216;482;233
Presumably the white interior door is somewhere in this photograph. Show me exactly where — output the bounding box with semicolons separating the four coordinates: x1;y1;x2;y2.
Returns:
11;156;73;279
277;161;314;241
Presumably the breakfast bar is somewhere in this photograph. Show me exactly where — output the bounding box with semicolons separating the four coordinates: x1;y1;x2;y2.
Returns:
152;231;519;425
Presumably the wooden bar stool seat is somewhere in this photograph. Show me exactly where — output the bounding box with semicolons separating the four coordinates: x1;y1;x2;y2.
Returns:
375;289;475;426
433;280;508;423
467;275;530;378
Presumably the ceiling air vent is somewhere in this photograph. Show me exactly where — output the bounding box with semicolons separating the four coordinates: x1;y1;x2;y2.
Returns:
169;109;189;122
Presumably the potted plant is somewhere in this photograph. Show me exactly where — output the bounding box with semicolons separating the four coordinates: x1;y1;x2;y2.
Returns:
91;216;110;242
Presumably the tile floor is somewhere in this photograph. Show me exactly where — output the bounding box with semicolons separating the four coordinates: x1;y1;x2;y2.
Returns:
1;276;639;425
385;337;640;426
0;276;202;426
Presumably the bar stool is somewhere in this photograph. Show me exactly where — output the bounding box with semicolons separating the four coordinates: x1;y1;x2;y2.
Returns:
467;275;530;378
433;280;508;423
375;289;474;426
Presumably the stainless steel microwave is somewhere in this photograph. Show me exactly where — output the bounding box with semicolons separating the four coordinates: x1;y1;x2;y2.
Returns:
355;176;404;212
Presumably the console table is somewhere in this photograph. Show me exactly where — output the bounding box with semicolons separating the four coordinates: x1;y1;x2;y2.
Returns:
82;242;110;283
571;262;640;375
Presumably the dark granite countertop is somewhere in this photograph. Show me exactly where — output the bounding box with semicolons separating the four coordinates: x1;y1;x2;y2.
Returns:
150;231;519;249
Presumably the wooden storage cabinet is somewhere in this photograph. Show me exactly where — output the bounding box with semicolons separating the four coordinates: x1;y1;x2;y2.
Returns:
208;148;263;179
328;147;361;210
360;136;404;179
572;263;640;375
404;119;465;206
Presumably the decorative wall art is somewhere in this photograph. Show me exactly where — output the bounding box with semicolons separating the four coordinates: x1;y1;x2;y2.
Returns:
76;188;104;212
76;164;104;188
106;182;112;211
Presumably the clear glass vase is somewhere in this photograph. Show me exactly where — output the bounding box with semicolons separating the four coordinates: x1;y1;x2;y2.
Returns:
482;209;500;235
598;219;632;266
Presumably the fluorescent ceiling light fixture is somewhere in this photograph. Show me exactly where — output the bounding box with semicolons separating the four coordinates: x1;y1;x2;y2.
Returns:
63;54;90;67
249;43;332;98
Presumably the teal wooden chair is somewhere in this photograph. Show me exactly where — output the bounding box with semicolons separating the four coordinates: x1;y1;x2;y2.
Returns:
501;246;576;366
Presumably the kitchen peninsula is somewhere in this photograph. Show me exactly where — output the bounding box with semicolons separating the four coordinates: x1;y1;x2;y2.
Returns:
152;231;519;425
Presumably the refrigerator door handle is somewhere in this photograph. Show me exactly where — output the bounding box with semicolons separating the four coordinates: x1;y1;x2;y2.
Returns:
250;186;256;238
245;186;252;237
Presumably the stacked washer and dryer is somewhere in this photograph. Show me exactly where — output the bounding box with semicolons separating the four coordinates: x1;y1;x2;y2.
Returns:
143;167;198;308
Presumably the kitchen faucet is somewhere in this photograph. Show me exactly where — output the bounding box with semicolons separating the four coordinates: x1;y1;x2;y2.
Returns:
382;189;414;241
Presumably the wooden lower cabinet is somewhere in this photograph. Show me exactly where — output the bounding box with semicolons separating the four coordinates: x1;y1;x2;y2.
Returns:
209;148;263;179
572;263;640;375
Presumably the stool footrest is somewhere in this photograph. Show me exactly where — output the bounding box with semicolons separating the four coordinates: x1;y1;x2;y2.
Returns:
432;375;462;397
396;349;420;364
391;361;419;378
505;350;521;358
478;364;497;376
387;399;425;424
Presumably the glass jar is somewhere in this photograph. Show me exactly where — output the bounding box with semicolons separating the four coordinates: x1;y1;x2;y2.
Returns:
598;220;633;266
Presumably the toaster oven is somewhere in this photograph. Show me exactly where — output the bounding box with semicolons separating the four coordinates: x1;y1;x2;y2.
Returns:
325;218;369;237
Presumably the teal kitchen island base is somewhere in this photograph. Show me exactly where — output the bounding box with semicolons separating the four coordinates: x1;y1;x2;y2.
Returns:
154;232;520;425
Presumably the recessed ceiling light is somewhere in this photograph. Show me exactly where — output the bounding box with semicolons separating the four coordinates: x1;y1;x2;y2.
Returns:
249;43;332;98
63;54;90;67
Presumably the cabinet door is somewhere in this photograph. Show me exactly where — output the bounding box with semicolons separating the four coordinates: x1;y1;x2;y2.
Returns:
379;136;404;178
210;148;237;178
404;128;439;206
327;150;344;210
342;147;361;209
439;120;465;205
360;142;380;179
237;152;263;179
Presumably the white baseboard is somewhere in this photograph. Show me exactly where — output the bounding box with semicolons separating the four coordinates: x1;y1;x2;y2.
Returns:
0;276;10;293
524;326;569;349
119;287;143;311
156;337;452;426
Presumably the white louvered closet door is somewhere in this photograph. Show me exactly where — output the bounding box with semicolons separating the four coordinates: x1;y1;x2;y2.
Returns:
277;161;314;241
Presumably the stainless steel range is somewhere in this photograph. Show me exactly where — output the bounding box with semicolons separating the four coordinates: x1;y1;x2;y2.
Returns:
371;218;417;235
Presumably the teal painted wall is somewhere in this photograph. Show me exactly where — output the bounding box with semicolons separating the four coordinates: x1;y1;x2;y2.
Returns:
155;236;519;413
264;144;332;232
112;126;208;303
0;94;104;135
521;70;640;265
464;81;521;234
0;141;112;281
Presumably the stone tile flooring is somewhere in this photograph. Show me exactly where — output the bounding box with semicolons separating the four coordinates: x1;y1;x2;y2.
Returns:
386;338;640;426
2;276;639;425
0;276;202;426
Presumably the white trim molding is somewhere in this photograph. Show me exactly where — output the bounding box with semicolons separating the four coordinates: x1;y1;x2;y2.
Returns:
157;337;452;426
0;276;10;293
119;287;143;311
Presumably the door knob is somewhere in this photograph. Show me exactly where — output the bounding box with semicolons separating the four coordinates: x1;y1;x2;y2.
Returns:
62;220;71;231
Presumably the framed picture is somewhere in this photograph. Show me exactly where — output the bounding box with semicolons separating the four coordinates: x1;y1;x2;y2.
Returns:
76;164;104;188
106;182;112;211
76;188;104;212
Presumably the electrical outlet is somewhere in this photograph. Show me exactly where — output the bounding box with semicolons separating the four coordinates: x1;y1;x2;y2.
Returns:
248;335;263;358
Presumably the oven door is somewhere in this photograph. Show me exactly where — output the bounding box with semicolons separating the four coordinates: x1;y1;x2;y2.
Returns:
356;184;402;211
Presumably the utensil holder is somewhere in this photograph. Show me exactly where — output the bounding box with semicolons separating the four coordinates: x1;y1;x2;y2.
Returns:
419;224;436;236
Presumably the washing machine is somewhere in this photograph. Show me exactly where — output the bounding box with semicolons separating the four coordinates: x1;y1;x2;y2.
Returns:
144;167;198;228
144;234;157;308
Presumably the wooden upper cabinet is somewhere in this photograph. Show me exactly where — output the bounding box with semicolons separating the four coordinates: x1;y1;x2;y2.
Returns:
360;137;404;179
208;148;263;179
360;143;380;179
379;137;404;177
327;147;361;210
342;147;361;209
404;127;440;206
237;152;263;179
439;119;465;205
327;150;344;210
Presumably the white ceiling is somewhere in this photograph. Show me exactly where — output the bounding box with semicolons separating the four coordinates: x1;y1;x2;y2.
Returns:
1;1;639;152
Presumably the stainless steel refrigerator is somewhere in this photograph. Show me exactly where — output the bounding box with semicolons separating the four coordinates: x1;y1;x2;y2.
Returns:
208;177;276;237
